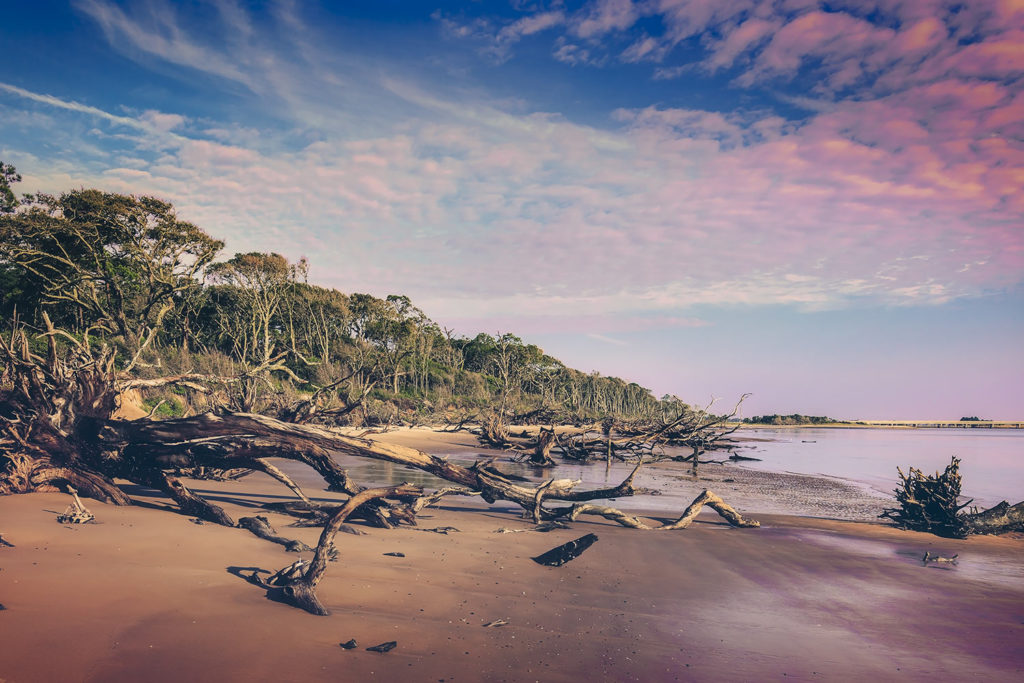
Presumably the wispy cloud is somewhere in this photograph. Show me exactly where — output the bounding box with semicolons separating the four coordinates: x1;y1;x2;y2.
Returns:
73;0;259;90
0;82;183;142
587;333;629;346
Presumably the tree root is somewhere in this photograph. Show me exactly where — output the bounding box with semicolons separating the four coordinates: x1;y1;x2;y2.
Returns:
237;516;313;552
246;484;422;615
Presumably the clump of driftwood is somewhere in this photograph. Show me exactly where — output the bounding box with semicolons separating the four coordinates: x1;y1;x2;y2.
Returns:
466;398;747;474
56;486;95;524
880;456;1024;538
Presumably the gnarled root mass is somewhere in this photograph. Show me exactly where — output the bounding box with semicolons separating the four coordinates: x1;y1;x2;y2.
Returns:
880;456;1024;537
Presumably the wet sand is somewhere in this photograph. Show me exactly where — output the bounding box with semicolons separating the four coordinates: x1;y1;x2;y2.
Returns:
1;428;1022;682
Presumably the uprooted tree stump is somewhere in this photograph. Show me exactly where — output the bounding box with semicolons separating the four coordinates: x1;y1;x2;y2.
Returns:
880;456;1024;538
528;428;557;467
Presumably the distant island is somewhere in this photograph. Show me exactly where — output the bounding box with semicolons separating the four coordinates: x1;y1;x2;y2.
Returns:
739;415;1022;429
741;414;845;425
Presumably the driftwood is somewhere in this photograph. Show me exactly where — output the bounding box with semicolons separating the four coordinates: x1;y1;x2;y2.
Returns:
923;552;958;565
1;319;763;615
56;486;95;524
477;414;512;448
532;533;599;566
545;489;760;530
237;516;312;552
439;412;478;433
486;398;748;470
965;500;1024;535
880;457;971;537
366;641;397;653
880;456;1024;537
246;485;422;615
529;429;557;467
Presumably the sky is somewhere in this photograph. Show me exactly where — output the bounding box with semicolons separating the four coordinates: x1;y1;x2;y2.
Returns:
1;0;1022;419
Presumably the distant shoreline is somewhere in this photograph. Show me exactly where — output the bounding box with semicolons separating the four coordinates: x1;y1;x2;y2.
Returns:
730;421;1024;430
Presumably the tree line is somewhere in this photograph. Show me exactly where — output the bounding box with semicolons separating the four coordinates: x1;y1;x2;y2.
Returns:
0;164;680;425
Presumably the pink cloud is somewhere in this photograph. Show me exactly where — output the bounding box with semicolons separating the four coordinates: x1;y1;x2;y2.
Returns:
571;0;640;39
754;11;896;85
944;31;1024;77
890;16;946;53
497;11;565;42
705;18;781;70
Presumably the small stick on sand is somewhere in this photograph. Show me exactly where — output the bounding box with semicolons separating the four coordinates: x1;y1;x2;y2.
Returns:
56;486;95;524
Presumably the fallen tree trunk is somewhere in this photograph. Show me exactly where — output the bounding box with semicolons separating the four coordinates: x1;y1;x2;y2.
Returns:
964;500;1024;534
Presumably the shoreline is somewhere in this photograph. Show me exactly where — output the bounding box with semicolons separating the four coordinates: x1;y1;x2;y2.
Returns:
730;422;1024;430
1;427;1021;681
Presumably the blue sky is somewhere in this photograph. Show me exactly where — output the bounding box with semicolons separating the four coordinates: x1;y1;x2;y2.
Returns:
1;0;1022;418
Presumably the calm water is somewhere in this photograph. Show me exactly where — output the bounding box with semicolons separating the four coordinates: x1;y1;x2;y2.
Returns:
276;427;1024;519
736;427;1024;509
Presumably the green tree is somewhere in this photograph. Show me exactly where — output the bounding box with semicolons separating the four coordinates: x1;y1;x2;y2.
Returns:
0;188;222;362
206;252;302;367
0;161;21;214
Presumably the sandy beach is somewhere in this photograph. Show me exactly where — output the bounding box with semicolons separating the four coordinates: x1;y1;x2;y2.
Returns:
2;428;1022;682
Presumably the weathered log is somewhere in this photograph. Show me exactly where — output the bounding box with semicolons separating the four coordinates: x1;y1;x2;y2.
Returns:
964;500;1024;534
249;459;312;504
237;515;312;552
879;456;1024;537
249;484;422;615
5;356;754;535
922;552;958;565
546;488;760;530
1;322;760;535
532;533;599;566
728;452;762;462
366;641;397;653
